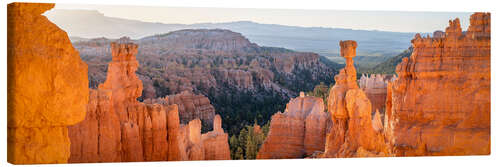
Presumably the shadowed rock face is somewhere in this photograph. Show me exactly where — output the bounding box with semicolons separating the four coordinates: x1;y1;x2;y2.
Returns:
323;40;389;158
7;3;89;164
68;41;231;163
257;93;329;159
386;12;491;156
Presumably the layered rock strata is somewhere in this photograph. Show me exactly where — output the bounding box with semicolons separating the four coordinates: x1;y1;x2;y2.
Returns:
386;13;491;156
68;42;231;162
7;3;89;164
323;41;389;157
257;92;329;159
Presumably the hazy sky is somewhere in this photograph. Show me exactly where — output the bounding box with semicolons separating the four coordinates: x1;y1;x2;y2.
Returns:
54;4;472;33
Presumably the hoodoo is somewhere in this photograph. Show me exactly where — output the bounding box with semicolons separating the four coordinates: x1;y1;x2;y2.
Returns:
386;13;491;156
359;74;394;114
323;41;389;157
7;3;89;164
163;91;216;129
257;92;329;159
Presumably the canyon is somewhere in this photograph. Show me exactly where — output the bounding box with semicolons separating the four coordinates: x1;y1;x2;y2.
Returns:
7;2;491;164
322;40;389;157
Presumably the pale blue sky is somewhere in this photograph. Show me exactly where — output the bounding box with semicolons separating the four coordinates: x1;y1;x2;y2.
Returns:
54;3;472;33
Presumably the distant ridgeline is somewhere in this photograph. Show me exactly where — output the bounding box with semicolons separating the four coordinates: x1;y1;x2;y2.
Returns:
72;29;338;135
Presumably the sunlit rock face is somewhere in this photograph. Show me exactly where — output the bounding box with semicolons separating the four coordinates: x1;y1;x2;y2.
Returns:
98;41;143;121
7;3;89;164
257;92;329;159
163;91;216;129
386;12;491;156
323;41;389;158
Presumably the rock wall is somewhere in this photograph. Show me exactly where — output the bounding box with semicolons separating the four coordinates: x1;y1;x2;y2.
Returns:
386;13;491;156
323;41;389;158
257;92;329;159
7;3;89;164
68;41;231;163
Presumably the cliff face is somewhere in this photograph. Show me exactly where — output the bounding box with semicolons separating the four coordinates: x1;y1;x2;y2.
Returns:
386;13;491;156
76;29;335;97
68;42;231;162
7;3;89;164
257;92;329;159
323;41;389;158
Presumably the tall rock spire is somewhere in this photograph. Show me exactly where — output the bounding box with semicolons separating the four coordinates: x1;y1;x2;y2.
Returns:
323;40;388;158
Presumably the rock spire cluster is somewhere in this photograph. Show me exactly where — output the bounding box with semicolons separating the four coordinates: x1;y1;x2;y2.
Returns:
7;3;491;163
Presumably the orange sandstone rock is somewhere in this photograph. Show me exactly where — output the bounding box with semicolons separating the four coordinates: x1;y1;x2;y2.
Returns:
7;2;89;164
202;115;231;160
167;105;185;161
257;93;328;159
99;41;143;121
386;13;491;156
69;42;230;162
68;42;172;162
121;122;144;162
